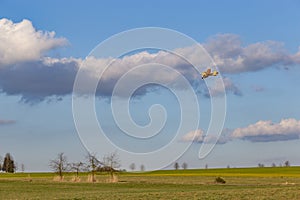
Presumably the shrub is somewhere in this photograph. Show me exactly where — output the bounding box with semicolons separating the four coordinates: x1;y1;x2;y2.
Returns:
215;177;226;184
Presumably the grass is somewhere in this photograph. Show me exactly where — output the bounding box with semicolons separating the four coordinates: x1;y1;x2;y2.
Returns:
0;167;299;199
145;166;300;177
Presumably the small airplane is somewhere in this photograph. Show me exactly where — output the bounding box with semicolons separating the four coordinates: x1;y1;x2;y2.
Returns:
201;68;219;79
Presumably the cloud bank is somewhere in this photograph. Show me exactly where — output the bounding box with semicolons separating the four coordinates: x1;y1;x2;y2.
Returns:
204;34;300;73
0;57;79;103
0;18;300;102
182;118;300;143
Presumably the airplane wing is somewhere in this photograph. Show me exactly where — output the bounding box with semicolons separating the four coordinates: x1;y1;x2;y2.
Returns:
201;68;219;79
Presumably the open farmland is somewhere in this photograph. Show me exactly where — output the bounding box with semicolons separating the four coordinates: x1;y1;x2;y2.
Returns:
0;167;299;199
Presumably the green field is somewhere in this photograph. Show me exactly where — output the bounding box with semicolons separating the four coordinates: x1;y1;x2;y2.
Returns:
0;167;300;199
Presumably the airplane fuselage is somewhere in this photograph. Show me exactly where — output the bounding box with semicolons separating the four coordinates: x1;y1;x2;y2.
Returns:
201;70;218;79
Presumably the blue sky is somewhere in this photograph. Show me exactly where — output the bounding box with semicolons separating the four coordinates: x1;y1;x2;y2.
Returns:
0;0;300;171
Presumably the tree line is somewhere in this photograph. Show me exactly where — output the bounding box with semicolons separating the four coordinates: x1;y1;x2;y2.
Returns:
258;161;291;168
173;162;188;170
0;151;294;175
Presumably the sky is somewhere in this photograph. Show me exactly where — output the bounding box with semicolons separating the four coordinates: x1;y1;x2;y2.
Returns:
0;0;300;171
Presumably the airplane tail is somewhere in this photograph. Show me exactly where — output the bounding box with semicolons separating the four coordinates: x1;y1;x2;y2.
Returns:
212;71;219;76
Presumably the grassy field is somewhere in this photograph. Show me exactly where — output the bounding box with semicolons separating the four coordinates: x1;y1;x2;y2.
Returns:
0;167;299;199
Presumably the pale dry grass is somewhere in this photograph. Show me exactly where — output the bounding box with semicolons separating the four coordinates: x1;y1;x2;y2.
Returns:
71;176;81;182
52;175;64;182
87;174;97;182
106;174;118;183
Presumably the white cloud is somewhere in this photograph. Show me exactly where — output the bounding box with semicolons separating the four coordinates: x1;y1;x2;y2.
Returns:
203;34;299;73
181;129;231;144
181;129;205;142
0;18;67;67
290;46;300;64
231;118;300;142
204;34;243;60
79;52;198;97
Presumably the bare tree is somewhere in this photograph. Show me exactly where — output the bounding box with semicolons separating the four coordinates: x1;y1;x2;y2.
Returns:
129;163;135;171
140;164;145;172
49;152;68;180
182;162;188;170
103;152;121;181
14;162;18;172
21;163;25;173
258;163;264;168
271;163;276;167
70;162;85;178
174;162;179;170
284;160;290;167
205;164;208;169
86;153;101;182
